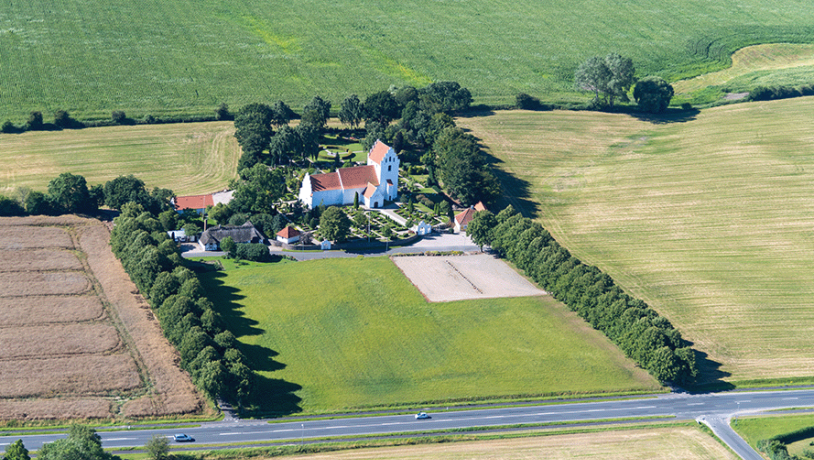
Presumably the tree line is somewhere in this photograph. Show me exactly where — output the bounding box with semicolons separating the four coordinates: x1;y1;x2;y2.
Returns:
0;173;173;217
467;206;698;385
110;203;256;406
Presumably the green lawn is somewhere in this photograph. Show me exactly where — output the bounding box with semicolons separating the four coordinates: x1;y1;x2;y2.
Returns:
458;99;814;386
0;121;238;196
4;0;814;121
733;413;814;456
200;257;659;414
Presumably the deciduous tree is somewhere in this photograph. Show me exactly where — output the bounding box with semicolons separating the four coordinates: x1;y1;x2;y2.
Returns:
633;76;674;113
363;91;400;125
339;94;364;128
319;206;351;242
302;96;331;128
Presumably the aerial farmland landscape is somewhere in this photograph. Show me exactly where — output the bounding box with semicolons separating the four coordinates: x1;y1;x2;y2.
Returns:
2;1;814;459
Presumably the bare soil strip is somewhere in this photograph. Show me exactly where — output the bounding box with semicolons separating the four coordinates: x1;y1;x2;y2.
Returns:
0;323;121;359
0;271;90;296
0;226;74;249
1;249;83;272
392;254;545;302
0;295;105;326
76;223;201;417
0;353;141;398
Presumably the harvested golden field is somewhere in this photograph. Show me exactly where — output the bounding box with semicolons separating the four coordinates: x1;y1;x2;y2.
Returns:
458;99;814;384
0;296;104;326
0;324;121;359
0;249;83;271
0;217;201;419
0;226;74;249
0;272;90;296
278;426;736;460
0;122;239;196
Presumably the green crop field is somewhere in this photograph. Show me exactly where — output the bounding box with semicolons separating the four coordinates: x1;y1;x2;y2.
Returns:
458;98;814;386
3;0;814;122
0;121;238;196
199;257;659;414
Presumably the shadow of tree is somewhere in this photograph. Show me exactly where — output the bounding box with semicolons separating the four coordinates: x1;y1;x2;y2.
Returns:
684;347;734;393
627;108;700;124
200;270;302;415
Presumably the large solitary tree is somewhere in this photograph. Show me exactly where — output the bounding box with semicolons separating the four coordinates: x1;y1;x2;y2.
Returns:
47;172;92;214
575;53;635;107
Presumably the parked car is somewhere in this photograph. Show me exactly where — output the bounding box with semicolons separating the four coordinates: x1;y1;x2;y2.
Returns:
173;434;195;442
415;412;430;420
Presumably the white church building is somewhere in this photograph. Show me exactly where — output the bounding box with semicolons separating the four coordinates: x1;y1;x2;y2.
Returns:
298;140;399;209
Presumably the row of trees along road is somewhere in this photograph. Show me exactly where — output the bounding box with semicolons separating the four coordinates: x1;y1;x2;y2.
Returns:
110;203;256;407
467;206;698;385
574;53;674;113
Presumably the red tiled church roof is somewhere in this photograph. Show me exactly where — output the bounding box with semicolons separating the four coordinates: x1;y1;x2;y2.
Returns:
338;165;378;188
455;207;477;226
368;140;390;164
310;172;342;192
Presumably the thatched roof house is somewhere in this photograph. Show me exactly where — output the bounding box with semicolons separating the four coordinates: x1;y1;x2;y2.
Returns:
199;222;266;251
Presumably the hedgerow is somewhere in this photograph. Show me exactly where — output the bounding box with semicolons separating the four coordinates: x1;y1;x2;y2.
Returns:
110;203;255;408
482;206;698;385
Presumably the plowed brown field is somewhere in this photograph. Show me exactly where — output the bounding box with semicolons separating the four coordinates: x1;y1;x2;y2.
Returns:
0;217;200;420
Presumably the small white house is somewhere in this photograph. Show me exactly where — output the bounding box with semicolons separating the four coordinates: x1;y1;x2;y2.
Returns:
415;220;432;236
167;229;190;242
276;226;300;244
198;222;266;251
320;240;332;250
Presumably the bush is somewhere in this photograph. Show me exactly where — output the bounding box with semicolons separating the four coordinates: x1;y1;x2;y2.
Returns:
111;110;127;124
235;243;270;262
2;120;17;133
516;93;549;110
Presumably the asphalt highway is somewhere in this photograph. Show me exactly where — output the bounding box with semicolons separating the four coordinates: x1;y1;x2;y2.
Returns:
4;388;814;458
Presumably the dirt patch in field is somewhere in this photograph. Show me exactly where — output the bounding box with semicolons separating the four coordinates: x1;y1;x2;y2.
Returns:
0;249;83;271
392;254;545;302
0;226;74;249
76;222;202;417
0;296;105;326
0;353;141;398
0;323;121;359
0;216;201;419
0;271;90;296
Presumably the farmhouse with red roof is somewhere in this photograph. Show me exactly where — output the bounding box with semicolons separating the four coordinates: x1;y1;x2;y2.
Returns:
298;140;399;209
454;201;487;233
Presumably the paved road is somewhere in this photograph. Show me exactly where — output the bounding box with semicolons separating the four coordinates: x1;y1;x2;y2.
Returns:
181;233;481;261
4;389;813;457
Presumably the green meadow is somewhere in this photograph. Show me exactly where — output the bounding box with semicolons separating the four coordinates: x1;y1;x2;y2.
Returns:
199;257;659;413
458;97;814;385
4;0;814;121
733;413;814;455
0;121;239;196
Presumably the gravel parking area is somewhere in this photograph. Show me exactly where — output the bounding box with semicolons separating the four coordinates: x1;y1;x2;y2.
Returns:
392;254;546;302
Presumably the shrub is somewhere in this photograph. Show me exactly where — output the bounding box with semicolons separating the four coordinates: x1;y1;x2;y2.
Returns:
111;110;127;124
516;92;549;110
235;243;270;262
1;120;16;133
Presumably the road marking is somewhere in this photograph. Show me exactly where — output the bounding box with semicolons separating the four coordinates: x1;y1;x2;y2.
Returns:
219;432;242;436
105;437;136;441
782;397;799;400
633;406;656;409
736;400;751;403
0;443;9;446
688;403;705;406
